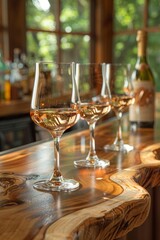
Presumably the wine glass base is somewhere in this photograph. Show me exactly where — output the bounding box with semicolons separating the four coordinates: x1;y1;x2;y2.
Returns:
33;179;80;192
104;143;134;153
74;159;110;168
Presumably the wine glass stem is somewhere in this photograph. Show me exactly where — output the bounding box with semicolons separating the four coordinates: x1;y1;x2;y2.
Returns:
117;117;122;141
114;114;123;145
50;136;62;181
86;122;97;161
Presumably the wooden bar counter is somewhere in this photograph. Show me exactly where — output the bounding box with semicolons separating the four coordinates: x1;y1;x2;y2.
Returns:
0;94;160;240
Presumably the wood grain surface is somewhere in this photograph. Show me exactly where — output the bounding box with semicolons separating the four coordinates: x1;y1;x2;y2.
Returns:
0;94;160;240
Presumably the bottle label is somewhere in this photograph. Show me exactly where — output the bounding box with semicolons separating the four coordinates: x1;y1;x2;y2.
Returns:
129;81;155;122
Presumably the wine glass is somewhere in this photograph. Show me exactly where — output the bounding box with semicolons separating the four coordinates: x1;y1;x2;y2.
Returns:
104;63;135;152
74;63;111;168
30;61;80;192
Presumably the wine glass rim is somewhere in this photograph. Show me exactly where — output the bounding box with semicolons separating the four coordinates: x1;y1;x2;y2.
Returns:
76;62;103;65
106;63;131;67
36;61;74;65
76;63;105;68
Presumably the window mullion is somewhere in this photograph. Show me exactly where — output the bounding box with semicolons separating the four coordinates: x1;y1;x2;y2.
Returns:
144;0;149;29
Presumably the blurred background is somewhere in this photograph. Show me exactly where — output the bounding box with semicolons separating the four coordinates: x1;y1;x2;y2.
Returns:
1;0;159;89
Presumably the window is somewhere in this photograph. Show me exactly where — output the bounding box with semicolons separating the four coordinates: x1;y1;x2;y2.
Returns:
113;0;160;91
26;0;95;63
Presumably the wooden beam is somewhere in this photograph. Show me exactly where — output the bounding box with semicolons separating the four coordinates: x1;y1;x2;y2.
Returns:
7;0;26;60
95;0;113;63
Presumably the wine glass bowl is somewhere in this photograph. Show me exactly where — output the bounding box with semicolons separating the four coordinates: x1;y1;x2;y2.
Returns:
30;62;80;192
104;63;135;152
74;63;111;168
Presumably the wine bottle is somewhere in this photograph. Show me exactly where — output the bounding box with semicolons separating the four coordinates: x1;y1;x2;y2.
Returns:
10;48;23;100
129;30;155;128
0;49;11;101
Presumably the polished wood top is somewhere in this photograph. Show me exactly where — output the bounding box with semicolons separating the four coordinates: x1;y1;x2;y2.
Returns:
0;93;160;239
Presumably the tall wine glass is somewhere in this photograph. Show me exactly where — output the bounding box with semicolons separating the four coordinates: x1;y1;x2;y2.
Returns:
30;62;80;192
104;63;135;152
74;63;111;168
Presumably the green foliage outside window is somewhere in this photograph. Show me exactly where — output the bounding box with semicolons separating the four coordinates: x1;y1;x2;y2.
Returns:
26;0;91;64
114;0;160;91
61;0;90;32
114;0;144;31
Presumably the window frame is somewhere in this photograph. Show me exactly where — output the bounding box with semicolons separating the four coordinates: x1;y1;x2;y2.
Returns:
26;0;95;63
0;0;113;63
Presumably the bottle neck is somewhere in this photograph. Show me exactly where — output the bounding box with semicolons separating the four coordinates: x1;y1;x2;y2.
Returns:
0;50;4;63
0;50;6;70
137;42;147;57
13;53;20;64
137;31;147;58
137;35;148;65
137;55;148;63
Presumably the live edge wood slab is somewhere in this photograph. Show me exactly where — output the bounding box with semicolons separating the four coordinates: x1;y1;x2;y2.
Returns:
0;94;160;240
